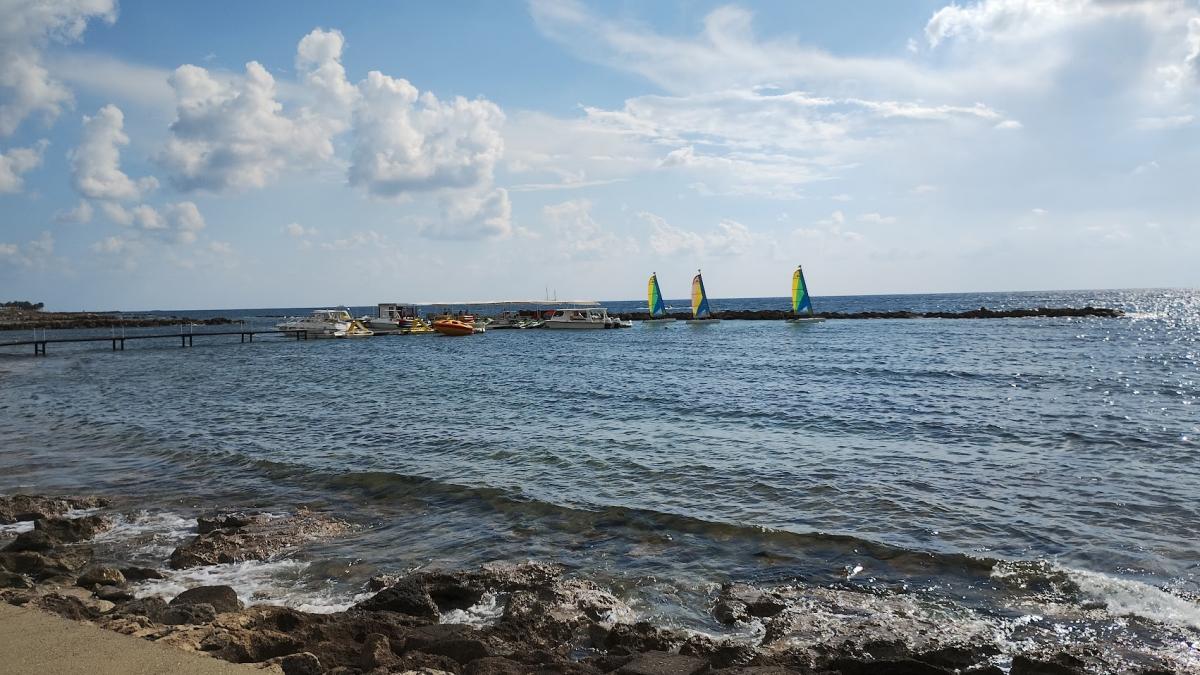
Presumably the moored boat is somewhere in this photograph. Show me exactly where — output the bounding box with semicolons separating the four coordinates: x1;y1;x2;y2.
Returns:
543;306;631;329
786;265;825;324
275;308;359;338
432;319;476;336
644;273;676;324
687;270;720;324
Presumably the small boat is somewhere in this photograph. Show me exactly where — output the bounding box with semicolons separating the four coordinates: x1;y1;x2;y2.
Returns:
362;303;434;334
276;308;359;338
644;273;676;324
786;265;825;324
543;307;632;329
432;319;476;336
687;270;720;324
334;320;374;338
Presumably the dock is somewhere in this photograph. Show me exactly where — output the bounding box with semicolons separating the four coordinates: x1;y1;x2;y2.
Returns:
0;329;309;356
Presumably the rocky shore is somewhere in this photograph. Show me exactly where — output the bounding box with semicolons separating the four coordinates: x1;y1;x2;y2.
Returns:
0;494;1188;675
0;310;239;331
617;306;1123;321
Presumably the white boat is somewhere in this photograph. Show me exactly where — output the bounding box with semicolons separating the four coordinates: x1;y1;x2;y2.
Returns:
687;270;720;325
360;303;430;333
276;309;365;338
644;273;676;324
543;307;632;329
786;265;826;324
488;311;528;329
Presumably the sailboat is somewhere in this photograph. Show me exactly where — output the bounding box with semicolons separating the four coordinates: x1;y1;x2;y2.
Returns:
644;273;676;324
786;265;825;324
687;270;720;324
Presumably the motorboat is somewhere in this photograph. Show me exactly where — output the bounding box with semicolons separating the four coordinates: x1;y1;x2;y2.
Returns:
488;311;529;329
276;309;360;338
361;303;434;334
432;319;476;336
543;307;632;330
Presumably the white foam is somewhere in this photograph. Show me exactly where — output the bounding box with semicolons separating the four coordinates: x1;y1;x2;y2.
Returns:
1064;567;1200;630
440;592;504;626
0;521;34;536
132;558;362;614
92;510;196;559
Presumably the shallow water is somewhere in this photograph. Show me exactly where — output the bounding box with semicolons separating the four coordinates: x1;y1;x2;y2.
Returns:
2;288;1198;663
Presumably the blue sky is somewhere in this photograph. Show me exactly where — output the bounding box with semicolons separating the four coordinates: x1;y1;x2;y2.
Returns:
1;0;1197;310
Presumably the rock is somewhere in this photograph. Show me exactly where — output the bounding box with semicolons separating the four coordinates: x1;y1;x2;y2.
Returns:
361;633;398;670
77;565;125;588
30;592;102;622
94;585;134;602
0;495;108;524
354;576;440;619
606;622;687;655
197;512;270;534
163;602;218;625
3;529;61;552
0;548;91;580
0;570;33;588
830;659;953;675
34;514;114;542
618;651;707;675
1010;653;1089;675
119;565;165;581
169;510;348;569
464;657;529;675
269;652;323;675
713;582;787;625
116;596;170;622
197;625;302;663
171;585;243;613
680;635;757;669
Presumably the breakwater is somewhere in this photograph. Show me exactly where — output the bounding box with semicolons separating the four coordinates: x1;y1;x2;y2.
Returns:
0;312;239;331
616;305;1123;321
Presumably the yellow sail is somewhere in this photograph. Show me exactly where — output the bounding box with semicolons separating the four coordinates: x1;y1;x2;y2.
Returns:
691;272;712;318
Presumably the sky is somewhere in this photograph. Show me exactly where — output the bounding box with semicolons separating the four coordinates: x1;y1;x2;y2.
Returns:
0;0;1198;311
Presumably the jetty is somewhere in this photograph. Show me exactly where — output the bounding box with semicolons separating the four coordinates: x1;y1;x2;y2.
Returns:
1;329;307;356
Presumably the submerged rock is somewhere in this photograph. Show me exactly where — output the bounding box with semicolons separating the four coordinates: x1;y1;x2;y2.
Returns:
196;512;270;534
0;495;108;525
712;582;788;625
168;509;349;569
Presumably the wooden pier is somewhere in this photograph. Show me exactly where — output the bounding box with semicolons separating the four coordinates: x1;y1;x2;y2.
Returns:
1;329;309;357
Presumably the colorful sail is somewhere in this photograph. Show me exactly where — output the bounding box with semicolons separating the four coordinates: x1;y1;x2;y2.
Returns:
648;273;667;318
792;266;813;316
691;271;713;319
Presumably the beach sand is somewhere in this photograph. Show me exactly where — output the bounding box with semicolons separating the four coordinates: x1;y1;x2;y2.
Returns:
0;602;266;675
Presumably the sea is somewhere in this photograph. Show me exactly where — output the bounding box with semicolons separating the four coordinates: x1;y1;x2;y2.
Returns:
1;288;1198;665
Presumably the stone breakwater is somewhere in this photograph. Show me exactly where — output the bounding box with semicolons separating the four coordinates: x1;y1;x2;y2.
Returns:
0;494;1190;675
0;311;239;331
617;306;1124;321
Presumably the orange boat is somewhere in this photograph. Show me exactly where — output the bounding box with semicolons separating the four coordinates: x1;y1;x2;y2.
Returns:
431;319;475;337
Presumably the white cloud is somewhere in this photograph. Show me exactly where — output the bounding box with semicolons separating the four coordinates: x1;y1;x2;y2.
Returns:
925;0;1087;47
859;212;897;224
284;222;317;238
165;201;206;244
912;184;939;194
797;210;863;242
349;70;504;198
296;28;358;115
158;61;336;192
643;212;758;257
53;199;93;224
131;203;164;230
1031;207;1048;216
0;139;47;193
98;200;131;225
0;231;55;268
1131;160;1160;175
542;198;635;257
422;188;512;240
1134;115;1194;130
90;235;127;254
994;119;1023;130
69;104;158;201
0;0;117;136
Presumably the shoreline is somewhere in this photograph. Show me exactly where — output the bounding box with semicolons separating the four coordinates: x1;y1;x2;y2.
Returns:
2;493;1194;675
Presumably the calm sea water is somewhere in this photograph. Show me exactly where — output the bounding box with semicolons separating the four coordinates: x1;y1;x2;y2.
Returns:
1;288;1198;659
